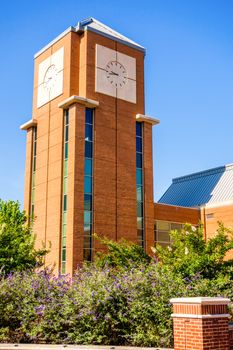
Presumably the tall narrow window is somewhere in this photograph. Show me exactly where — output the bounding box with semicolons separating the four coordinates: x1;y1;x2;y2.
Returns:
136;122;144;248
61;109;69;274
30;127;37;219
84;108;94;261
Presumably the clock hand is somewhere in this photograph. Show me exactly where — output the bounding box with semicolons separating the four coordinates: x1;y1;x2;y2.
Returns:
109;71;119;76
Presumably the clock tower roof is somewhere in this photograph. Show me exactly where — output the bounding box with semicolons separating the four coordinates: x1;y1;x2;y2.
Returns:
76;17;145;53
35;17;145;58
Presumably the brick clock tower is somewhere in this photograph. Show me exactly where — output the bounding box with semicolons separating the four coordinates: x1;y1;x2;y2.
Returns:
21;18;159;275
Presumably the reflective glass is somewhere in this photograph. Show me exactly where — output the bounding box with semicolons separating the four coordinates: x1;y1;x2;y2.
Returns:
85;141;93;158
84;176;92;194
137;202;143;217
31;188;35;203
84;236;92;249
84;223;92;235
136;122;142;137
62;236;66;248
33;141;37;156
85;109;93;124
64;160;68;177
85;124;93;141
62;249;66;261
137;185;143;201
63;211;67;224
64;177;68;194
85;159;92;176
84;194;92;211
136;169;143;185
137;217;143;229
84;249;92;261
65;142;69;159
136;153;142;168
84;211;92;225
65;110;69;125
33;157;36;171
62;224;67;236
136;136;142;153
65;125;69;142
63;194;67;211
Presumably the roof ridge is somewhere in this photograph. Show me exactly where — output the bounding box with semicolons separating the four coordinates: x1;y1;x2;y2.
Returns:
172;164;233;184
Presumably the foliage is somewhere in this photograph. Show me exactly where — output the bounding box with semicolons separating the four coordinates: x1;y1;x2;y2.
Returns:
155;222;233;279
0;199;47;274
94;233;151;269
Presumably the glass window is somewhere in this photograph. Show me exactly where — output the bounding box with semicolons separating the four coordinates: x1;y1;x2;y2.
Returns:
137;202;143;217
63;211;67;224
84;223;92;235
136;122;142;137
171;223;182;230
31;188;35;203
61;262;66;274
63;194;67;211
62;224;67;236
64;159;68;177
84;236;92;249
63;177;68;194
85;159;92;176
33;157;36;171
62;236;66;248
85;124;93;141
157;230;170;243
137;229;143;240
65;125;69;142
157;221;170;231
65;110;69;125
62;249;66;261
136;136;142;153
65;142;69;159
136;153;142;168
136;168;143;185
85;141;93;158
84;210;92;225
84;249;92;261
84;176;92;194
84;194;92;211
85;109;93;124
137;186;143;201
137;217;143;229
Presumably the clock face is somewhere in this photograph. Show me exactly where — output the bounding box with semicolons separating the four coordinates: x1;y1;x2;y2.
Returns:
43;65;58;91
105;61;127;88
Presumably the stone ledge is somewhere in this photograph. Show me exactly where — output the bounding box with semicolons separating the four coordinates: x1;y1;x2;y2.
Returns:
0;344;172;350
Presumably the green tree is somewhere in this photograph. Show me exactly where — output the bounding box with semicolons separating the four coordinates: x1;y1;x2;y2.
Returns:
0;199;47;274
154;222;233;279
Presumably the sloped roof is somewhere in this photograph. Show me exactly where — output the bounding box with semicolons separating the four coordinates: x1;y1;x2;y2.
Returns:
35;17;145;58
77;18;145;52
158;164;233;207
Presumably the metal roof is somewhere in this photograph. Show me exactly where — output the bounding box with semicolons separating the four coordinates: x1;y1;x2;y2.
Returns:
77;18;145;52
158;164;233;207
35;17;145;58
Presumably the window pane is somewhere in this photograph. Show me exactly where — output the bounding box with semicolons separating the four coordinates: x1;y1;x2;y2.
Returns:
84;211;92;225
136;153;142;168
85;124;93;141
64;110;69;125
157;230;170;243
84;176;92;194
137;217;143;229
62;236;66;248
65;125;69;142
62;224;67;236
63;194;68;211
33;157;36;171
137;202;143;217
136;122;142;137
86;109;93;124
84;236;92;249
85;159;92;176
85;141;93;158
31;188;35;203
61;262;66;274
84;223;92;235
33;141;37;156
65;142;69;159
84;194;92;211
137;229;143;240
136;136;142;153
171;223;182;231
63;211;67;224
64;159;68;177
84;249;92;261
62;249;66;261
157;221;170;231
137;185;143;201
136;169;143;185
64;177;68;194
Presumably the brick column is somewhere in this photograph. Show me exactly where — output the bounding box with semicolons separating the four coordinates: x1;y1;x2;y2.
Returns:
171;297;230;350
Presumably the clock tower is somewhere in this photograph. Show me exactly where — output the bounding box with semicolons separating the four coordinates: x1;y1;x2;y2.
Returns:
21;18;159;275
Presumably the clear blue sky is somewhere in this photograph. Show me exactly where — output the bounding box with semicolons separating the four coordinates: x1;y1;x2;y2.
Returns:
0;0;233;205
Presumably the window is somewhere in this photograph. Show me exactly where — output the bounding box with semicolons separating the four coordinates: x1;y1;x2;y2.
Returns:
136;122;144;248
30;127;37;219
154;220;183;247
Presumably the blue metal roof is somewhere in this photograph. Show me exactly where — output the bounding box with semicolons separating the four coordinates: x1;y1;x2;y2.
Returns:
158;164;233;207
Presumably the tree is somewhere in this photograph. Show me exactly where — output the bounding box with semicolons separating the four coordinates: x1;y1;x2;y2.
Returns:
154;222;233;279
0;199;47;274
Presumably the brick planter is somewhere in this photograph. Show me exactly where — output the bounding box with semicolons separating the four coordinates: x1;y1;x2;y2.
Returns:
171;297;230;350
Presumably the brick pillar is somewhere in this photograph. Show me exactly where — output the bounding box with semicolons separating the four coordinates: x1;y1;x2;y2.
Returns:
171;297;230;350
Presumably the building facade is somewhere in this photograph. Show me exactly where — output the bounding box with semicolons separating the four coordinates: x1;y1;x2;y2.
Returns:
21;18;159;275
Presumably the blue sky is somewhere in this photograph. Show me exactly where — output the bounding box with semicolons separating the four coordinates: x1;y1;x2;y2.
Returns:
0;0;232;204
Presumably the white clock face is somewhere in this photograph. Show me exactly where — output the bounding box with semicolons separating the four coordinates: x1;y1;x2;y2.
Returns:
96;44;136;103
37;47;64;108
105;61;127;88
43;65;58;91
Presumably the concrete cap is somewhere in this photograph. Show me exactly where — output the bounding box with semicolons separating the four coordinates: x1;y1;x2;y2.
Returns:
170;297;231;305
